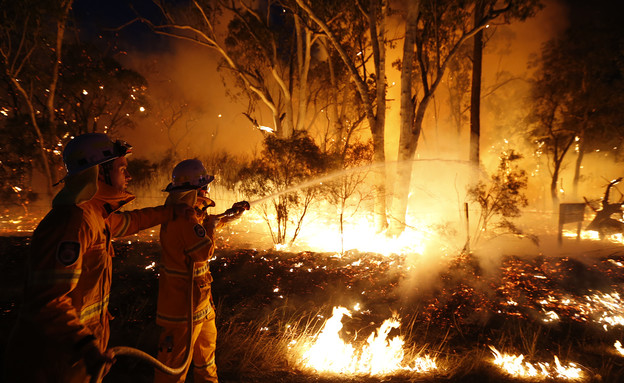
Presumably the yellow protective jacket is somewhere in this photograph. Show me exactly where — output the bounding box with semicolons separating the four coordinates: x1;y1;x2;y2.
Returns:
157;196;216;327
5;181;174;381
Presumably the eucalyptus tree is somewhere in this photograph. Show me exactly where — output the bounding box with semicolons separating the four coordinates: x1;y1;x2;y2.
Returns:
469;0;541;167
295;0;390;232
392;0;540;234
134;0;357;144
58;44;149;137
527;3;624;205
0;0;73;197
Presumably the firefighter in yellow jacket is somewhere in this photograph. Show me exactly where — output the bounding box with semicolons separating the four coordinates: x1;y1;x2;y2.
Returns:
154;159;248;383
2;133;190;383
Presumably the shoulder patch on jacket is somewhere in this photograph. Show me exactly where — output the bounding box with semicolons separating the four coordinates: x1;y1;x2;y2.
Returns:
56;241;80;266
193;224;206;238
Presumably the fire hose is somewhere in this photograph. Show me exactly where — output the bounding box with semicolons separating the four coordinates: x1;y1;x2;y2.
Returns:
90;262;195;383
91;202;250;383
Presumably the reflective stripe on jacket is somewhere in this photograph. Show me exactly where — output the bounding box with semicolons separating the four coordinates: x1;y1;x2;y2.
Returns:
157;212;215;326
12;181;174;358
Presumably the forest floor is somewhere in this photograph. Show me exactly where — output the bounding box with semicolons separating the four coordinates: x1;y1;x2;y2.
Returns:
2;233;624;382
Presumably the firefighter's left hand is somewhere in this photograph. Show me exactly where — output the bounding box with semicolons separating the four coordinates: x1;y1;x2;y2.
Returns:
223;201;249;219
232;201;250;212
82;340;115;378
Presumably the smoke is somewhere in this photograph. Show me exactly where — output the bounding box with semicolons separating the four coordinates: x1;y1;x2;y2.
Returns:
117;41;264;161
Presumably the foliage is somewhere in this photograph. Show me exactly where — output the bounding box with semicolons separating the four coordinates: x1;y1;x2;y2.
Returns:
127;153;175;191
149;0;362;140
467;150;529;244
0;116;39;212
526;1;624;203
0;3;149;200
58;44;149;137
237;132;327;245
323;140;375;253
201;150;247;192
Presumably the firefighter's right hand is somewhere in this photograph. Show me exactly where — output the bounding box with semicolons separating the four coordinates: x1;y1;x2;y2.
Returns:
203;214;220;238
82;340;115;377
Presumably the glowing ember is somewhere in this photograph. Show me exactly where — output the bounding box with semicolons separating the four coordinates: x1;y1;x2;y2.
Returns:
295;306;437;375
490;346;583;380
615;341;624;356
566;228;624;245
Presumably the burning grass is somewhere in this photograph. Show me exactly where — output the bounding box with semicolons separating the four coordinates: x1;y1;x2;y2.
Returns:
2;235;624;382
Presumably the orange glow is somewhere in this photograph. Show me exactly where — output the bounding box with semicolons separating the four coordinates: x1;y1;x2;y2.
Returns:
293;306;437;375
490;346;582;380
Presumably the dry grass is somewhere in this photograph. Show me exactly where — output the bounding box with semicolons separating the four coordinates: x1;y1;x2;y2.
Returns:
3;238;624;382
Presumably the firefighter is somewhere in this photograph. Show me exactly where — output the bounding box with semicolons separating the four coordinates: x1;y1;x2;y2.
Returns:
154;159;248;383
2;133;191;383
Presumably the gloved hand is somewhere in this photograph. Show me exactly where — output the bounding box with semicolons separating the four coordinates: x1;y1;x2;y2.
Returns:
81;339;115;378
225;201;250;216
203;215;221;237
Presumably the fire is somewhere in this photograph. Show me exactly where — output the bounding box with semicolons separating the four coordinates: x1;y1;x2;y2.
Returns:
259;125;274;133
294;306;437;375
489;346;583;380
270;210;437;255
562;228;624;244
615;341;624;356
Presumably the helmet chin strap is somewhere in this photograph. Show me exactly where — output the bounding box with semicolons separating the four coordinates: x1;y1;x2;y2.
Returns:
99;162;114;186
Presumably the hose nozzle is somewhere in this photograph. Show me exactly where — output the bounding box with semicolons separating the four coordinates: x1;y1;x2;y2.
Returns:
217;201;250;218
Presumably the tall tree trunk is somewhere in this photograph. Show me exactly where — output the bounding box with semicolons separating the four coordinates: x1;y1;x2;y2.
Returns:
46;0;72;142
551;160;561;208
369;0;388;232
469;0;484;167
11;79;55;197
573;88;590;198
551;138;574;207
324;38;343;153
295;0;389;231
572;134;585;198
294;16;312;133
390;0;419;235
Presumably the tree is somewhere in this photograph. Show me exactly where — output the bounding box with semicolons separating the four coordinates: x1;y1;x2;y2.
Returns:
466;150;528;245
133;0;347;141
0;0;73;197
324;140;374;254
295;0;389;232
563;2;624;197
526;2;624;206
392;0;540;235
58;44;148;137
526;63;574;209
238;132;327;245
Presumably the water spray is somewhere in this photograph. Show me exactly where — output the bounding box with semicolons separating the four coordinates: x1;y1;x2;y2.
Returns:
246;158;478;207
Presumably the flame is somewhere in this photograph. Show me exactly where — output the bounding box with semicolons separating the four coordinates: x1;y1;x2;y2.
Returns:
615;341;624;356
267;210;436;255
295;306;437;375
563;228;624;245
259;125;274;133
489;346;582;380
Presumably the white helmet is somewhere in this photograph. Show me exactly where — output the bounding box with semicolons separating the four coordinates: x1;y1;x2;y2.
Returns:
62;133;132;177
164;159;214;192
